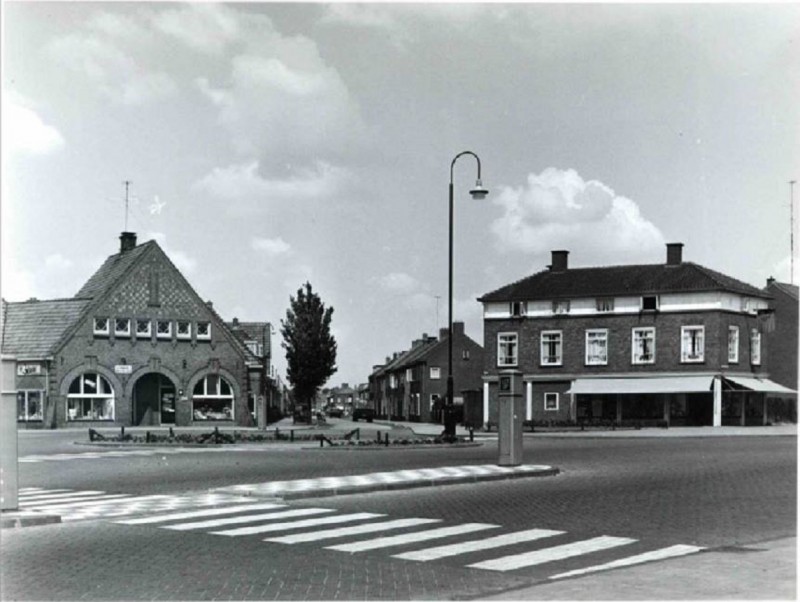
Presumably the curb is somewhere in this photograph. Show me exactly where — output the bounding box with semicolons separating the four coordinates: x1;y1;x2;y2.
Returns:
0;511;62;529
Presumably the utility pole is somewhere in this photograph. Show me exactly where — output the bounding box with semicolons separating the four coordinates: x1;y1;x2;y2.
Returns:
791;180;796;284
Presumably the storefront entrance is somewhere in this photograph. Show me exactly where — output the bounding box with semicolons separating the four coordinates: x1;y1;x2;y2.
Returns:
133;373;176;426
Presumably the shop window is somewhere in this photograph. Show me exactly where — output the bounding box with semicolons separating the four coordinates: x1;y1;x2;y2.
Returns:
114;318;131;337
17;390;43;421
632;327;656;364
540;331;563;366
177;321;192;340
156;320;172;339
681;326;705;363
498;333;518;367
197;321;211;340
192;374;234;421
585;330;608;365
136;319;151;338
93;317;110;336
67;373;114;421
544;392;559;411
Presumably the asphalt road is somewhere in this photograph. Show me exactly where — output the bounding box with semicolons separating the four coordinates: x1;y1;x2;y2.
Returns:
2;430;796;600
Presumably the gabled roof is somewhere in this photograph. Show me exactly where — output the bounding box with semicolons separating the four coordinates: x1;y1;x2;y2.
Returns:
1;298;91;358
767;281;799;301
75;242;155;298
226;321;271;362
479;262;770;303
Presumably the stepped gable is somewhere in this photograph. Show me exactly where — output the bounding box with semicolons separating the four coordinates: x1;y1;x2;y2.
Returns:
1;298;91;358
479;261;770;303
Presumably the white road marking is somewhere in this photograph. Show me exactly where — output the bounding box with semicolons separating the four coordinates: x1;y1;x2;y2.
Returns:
394;528;565;562
20;494;137;509
19;490;106;502
468;535;637;571
163;508;335;531
114;501;287;525
548;544;705;579
326;523;500;553
265;518;441;544
212;513;386;537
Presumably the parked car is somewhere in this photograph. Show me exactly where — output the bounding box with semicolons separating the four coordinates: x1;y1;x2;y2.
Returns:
326;407;344;418
352;407;375;423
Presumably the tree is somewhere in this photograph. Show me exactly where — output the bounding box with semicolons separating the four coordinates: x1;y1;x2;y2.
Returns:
280;282;337;422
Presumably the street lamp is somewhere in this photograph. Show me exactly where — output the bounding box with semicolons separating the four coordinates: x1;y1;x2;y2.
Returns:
444;151;488;440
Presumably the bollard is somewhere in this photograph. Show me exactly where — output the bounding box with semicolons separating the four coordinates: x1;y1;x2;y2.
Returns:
275;427;280;440
384;432;389;447
320;436;324;448
169;427;174;438
469;427;474;443
290;429;294;442
121;426;125;439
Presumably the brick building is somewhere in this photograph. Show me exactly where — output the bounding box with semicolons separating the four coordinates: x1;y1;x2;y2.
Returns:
368;322;484;422
763;279;798;420
478;244;795;427
4;232;273;429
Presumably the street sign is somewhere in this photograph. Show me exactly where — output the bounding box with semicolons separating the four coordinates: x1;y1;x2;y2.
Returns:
114;365;133;374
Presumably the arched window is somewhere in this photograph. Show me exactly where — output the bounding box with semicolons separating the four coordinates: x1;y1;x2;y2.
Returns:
192;374;234;421
67;373;115;421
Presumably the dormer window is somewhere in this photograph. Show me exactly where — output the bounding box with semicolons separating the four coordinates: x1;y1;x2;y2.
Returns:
114;318;131;338
641;296;659;311
741;298;756;314
596;297;614;312
93;317;110;336
552;300;570;315
510;301;527;317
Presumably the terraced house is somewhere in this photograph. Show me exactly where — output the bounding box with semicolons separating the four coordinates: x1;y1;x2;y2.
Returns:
478;243;796;428
3;232;272;429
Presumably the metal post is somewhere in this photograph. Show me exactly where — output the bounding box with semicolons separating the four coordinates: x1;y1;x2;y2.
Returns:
1;356;19;511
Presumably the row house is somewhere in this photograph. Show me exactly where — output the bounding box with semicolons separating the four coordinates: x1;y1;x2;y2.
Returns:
4;232;273;429
478;244;796;427
368;323;484;422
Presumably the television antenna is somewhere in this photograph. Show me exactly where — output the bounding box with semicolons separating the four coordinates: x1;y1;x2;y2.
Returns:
791;180;796;284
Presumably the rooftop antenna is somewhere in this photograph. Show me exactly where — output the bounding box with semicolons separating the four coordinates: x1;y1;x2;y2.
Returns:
123;180;132;231
791;180;796;284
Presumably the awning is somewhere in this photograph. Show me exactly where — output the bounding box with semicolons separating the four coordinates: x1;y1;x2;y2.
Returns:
723;376;796;394
567;376;713;395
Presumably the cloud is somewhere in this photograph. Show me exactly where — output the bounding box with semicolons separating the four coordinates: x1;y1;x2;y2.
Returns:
152;4;241;55
193;160;350;204
491;167;665;265
44;254;74;271
379;272;421;295
147;232;197;274
3;98;65;156
251;237;292;257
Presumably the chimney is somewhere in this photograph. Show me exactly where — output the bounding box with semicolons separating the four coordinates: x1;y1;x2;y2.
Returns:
767;276;776;287
439;327;449;340
119;232;137;253
550;250;569;272
232;317;240;328
666;243;683;266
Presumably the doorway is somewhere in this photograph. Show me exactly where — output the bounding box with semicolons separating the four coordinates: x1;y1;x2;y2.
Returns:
133;373;176;426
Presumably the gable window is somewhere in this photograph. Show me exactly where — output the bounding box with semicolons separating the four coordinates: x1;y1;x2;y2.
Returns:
632;327;656;364
585;329;608;365
197;321;211;340
540;331;563;366
750;329;761;365
114;318;131;338
497;333;518;367
728;326;739;363
17;390;43;421
510;301;527;317
177;321;192;340
67;373;115;421
93;317;110;336
641;296;659;311
136;319;151;338
596;297;614;312
430;367;441;380
552;300;570;315
681;326;705;363
156;320;172;339
192;374;234;421
544;392;559;411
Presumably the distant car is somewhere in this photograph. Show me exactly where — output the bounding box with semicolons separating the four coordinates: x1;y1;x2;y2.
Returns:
327;407;344;418
352;408;375;423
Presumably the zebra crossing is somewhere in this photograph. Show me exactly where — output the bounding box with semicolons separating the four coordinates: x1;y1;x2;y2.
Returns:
106;495;705;580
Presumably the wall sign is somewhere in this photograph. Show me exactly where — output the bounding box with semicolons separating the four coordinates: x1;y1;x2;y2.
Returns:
114;365;133;374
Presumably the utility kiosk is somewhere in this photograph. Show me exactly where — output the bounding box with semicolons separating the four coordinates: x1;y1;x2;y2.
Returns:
497;369;524;466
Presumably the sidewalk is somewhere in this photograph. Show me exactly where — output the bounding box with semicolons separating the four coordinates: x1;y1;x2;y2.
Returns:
481;536;797;600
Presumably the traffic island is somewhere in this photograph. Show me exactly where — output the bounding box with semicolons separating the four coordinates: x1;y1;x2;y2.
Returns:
0;510;61;529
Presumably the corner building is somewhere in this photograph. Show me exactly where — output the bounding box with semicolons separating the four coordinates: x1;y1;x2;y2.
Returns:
4;233;269;429
478;244;796;427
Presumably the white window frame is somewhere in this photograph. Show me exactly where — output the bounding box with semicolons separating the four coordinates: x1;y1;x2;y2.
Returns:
429;367;441;380
632;327;656;364
540;330;563;366
93;317;110;336
497;332;518;367
510;301;527;317
135;319;151;338
596;297;614;312
641;296;660;311
17;389;44;421
406;368;414;382
585;329;608;366
750;329;761;365
197;321;211;340
177;320;192;340
389;374;398;389
681;325;705;363
192;374;235;421
552;300;570;315
728;326;739;363
544;392;559;411
156;320;172;339
66;373;115;421
114;318;131;338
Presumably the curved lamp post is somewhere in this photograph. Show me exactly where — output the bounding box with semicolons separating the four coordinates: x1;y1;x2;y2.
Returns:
444;151;488;440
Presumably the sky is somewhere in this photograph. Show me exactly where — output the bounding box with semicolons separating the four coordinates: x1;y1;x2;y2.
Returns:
3;2;799;389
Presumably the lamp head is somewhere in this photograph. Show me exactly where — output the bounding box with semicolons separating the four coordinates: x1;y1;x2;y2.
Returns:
469;179;489;200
